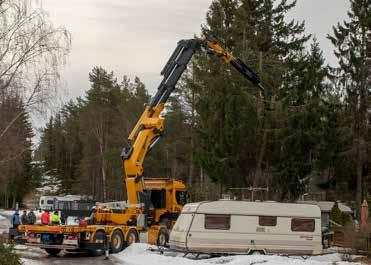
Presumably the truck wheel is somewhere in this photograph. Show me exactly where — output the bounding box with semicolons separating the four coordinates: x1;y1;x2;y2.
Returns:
157;228;169;247
110;230;124;253
126;229;139;246
89;230;105;256
45;248;61;256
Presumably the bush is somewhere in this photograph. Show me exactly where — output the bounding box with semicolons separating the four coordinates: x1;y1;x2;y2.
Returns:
0;242;21;265
329;202;351;227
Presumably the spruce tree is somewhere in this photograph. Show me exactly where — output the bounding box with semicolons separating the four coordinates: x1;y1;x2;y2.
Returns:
188;0;311;198
328;0;370;205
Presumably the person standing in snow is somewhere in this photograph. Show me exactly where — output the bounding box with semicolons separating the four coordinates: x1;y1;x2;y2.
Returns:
21;210;28;225
27;209;36;225
11;210;20;228
41;210;50;225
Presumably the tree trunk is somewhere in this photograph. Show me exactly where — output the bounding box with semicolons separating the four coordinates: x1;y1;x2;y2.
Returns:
189;87;195;186
356;148;362;208
12;196;16;209
99;141;106;202
254;52;267;187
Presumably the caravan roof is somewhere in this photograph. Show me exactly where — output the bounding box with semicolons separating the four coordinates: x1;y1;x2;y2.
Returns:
182;200;321;218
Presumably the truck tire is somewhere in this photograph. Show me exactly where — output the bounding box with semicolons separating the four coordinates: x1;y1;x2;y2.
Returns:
44;248;61;256
89;230;105;256
126;229;139;246
157;228;169;247
110;230;124;253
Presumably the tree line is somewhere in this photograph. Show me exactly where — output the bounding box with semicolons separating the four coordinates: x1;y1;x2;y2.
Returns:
0;0;369;209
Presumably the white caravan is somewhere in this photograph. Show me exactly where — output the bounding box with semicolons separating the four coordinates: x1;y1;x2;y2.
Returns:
170;200;322;255
39;196;56;211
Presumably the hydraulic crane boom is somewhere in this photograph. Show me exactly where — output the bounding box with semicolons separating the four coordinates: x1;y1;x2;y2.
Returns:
121;34;266;205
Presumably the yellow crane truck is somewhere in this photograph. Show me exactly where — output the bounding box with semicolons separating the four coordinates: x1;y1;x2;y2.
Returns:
17;34;266;256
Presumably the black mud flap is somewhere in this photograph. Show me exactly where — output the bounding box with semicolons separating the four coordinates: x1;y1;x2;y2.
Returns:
79;242;105;250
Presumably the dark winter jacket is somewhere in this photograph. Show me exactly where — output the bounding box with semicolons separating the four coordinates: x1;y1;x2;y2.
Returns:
21;213;28;225
11;212;20;225
27;212;36;224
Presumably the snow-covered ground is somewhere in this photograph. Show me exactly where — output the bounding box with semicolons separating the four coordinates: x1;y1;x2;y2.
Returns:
0;212;10;235
112;244;366;265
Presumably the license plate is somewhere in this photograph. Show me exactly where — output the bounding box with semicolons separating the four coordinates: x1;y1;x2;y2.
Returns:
63;239;78;245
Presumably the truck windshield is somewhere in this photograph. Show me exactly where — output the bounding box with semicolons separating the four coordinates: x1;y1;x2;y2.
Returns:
176;191;187;206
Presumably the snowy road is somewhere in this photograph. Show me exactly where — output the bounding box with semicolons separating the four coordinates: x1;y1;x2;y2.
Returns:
17;246;116;265
10;242;370;265
16;243;367;265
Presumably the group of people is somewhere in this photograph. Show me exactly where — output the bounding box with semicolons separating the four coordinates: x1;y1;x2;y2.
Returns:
11;209;62;228
41;210;62;225
11;209;36;228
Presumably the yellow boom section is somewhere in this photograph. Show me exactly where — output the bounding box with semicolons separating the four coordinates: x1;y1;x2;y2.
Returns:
123;104;165;204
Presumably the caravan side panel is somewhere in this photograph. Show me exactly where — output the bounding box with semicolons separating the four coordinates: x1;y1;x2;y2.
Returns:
186;214;322;255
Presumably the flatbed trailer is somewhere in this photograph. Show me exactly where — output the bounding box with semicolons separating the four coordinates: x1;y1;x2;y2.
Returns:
18;223;168;256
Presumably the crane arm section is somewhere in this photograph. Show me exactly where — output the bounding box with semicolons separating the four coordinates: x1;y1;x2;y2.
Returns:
121;35;266;205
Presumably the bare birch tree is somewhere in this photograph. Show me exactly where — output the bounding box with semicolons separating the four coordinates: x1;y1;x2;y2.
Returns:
0;0;71;143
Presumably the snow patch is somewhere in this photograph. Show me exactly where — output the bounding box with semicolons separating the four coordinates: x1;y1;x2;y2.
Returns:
21;258;43;265
35;173;62;195
112;244;364;265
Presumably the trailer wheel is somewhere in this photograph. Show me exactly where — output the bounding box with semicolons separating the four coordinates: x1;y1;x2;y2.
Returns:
110;230;124;253
89;230;105;256
44;248;61;256
126;229;139;246
157;228;168;247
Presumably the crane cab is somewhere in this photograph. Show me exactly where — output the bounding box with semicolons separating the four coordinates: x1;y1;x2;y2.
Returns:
142;177;187;226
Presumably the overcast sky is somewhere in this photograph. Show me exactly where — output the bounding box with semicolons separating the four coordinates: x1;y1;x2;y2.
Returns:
42;0;350;102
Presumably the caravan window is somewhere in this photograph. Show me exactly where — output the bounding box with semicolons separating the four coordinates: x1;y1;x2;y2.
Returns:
205;214;230;230
291;218;315;232
259;216;277;226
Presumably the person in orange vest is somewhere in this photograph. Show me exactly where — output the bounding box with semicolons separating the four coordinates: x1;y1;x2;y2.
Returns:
41;210;50;225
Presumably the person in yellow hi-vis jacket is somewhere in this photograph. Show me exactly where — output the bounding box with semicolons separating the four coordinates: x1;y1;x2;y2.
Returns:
51;211;61;225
